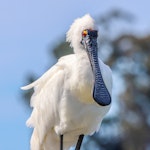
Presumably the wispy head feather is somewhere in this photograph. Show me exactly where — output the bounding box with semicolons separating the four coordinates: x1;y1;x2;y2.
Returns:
66;14;97;53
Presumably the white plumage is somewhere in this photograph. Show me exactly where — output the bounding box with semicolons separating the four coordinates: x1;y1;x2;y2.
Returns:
21;14;112;150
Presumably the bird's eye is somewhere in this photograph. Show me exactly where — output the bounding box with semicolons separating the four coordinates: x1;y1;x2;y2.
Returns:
82;30;88;37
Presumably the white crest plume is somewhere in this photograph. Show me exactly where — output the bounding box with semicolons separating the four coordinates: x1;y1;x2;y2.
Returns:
66;14;97;53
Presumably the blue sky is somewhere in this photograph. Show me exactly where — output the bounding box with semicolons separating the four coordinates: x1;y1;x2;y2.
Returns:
0;0;150;149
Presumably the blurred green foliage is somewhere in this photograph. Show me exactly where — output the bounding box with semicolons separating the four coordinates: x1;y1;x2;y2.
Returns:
22;10;150;150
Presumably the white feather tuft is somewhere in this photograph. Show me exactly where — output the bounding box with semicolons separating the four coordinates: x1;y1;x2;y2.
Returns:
66;14;97;53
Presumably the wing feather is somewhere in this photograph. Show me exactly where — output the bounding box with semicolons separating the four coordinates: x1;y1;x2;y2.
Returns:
21;55;75;148
21;54;75;107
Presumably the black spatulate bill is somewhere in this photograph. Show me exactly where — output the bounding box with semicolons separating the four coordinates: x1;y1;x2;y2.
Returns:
81;29;111;106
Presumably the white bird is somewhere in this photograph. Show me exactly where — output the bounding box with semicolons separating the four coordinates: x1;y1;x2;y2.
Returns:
21;14;112;150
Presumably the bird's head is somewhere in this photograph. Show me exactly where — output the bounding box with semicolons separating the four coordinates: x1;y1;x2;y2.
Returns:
66;14;97;53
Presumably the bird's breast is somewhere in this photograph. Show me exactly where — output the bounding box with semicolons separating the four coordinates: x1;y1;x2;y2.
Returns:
69;54;94;104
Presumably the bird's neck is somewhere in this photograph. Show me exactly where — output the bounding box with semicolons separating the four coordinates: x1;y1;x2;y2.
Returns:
87;39;111;106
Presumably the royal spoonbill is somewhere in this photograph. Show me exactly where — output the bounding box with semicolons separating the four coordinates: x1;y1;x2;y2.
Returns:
21;14;112;150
